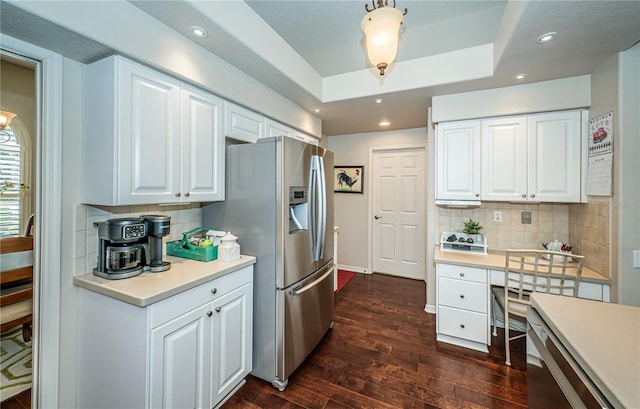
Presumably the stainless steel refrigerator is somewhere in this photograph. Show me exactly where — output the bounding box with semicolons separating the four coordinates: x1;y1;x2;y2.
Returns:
202;136;334;391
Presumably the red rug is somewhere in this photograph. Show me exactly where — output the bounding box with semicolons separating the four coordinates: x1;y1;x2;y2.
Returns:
336;270;357;293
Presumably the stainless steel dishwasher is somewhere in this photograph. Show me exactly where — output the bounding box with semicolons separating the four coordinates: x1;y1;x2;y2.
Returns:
526;307;614;409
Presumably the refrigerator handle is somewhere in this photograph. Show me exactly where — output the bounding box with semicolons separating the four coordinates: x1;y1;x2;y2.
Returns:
290;264;334;296
310;155;325;261
317;156;327;259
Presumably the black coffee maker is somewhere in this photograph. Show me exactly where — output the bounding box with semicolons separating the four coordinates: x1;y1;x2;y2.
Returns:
94;217;149;280
143;215;171;272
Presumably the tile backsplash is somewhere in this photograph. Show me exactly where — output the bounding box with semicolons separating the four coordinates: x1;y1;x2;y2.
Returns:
436;201;609;276
75;203;203;275
436;202;570;252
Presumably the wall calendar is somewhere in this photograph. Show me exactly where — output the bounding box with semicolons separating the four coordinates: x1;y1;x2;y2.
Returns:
587;111;614;196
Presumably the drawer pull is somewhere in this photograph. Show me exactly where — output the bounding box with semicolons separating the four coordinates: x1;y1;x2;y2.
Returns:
207;311;213;317
459;272;465;277
459;294;465;299
215;307;222;313
211;288;217;295
460;324;465;329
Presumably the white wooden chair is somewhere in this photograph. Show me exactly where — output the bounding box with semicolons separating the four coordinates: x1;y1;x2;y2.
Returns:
1;237;34;342
491;249;585;365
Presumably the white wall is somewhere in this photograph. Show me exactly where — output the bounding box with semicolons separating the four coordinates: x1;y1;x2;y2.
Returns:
327;128;427;272
617;43;640;306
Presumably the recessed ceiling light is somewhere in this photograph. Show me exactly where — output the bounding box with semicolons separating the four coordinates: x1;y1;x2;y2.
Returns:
379;121;391;127
189;26;208;38
513;73;528;80
375;98;383;104
536;32;557;44
314;108;320;113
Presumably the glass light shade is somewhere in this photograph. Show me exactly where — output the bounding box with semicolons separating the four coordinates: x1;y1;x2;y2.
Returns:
0;111;17;130
361;7;404;75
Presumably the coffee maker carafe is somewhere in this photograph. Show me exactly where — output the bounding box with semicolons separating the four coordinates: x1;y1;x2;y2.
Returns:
143;215;171;272
94;217;149;280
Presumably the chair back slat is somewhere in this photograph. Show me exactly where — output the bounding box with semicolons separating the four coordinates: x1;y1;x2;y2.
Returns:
504;249;585;301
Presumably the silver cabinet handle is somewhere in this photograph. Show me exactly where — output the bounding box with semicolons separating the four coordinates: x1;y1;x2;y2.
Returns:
207;311;213;317
175;192;181;197
215;307;221;313
475;193;480;197
530;193;536;198
184;192;190;197
374;215;382;219
459;294;465;299
522;193;527;198
460;324;465;329
211;288;217;294
459;272;465;277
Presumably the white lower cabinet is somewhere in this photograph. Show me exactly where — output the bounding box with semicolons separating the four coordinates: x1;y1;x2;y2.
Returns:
78;266;253;409
436;263;490;352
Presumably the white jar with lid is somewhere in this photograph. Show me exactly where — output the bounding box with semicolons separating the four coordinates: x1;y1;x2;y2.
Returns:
218;232;240;262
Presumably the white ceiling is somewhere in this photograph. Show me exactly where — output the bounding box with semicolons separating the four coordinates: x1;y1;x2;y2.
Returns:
2;1;639;136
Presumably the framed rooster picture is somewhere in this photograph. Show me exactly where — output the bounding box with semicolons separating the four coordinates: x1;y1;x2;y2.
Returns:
334;166;364;193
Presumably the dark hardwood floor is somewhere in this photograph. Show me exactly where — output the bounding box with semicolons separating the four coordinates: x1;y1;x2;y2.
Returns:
0;388;31;409
223;273;527;409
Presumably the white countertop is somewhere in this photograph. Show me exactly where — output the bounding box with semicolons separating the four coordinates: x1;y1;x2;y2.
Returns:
531;293;640;409
73;255;256;307
434;248;609;284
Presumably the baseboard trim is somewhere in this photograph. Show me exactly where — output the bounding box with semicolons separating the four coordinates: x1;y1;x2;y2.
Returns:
337;264;369;274
425;304;436;314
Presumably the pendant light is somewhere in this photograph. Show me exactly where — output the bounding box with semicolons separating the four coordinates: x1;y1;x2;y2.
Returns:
361;0;407;76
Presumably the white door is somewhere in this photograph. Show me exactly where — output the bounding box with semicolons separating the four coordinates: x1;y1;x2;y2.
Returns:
119;59;181;204
481;116;528;201
372;148;426;280
182;85;225;202
528;111;582;202
150;303;211;409
211;283;252;407
436;120;481;200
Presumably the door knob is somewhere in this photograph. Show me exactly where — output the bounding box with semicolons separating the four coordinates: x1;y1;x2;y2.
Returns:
215;307;222;313
374;215;383;219
175;192;182;197
530;193;536;198
207;311;213;317
184;192;190;197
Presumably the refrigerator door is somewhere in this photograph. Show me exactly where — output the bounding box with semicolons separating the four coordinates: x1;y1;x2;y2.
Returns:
276;261;335;384
281;138;316;289
314;146;334;269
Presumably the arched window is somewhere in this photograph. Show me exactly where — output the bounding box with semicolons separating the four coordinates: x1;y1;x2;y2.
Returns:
0;125;30;237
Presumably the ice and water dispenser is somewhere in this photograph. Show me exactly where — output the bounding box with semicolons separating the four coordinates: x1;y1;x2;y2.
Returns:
289;187;308;233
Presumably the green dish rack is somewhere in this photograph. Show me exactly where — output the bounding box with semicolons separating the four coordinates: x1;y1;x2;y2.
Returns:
166;227;219;262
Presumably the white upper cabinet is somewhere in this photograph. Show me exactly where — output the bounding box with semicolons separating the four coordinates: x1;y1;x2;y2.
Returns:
82;56;224;205
436;120;481;201
266;118;319;145
481;111;582;202
527;111;582;202
224;101;266;143
481;116;528;201
437;110;584;203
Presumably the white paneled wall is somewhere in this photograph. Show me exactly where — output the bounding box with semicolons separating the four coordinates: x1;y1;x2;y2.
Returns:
75;204;203;275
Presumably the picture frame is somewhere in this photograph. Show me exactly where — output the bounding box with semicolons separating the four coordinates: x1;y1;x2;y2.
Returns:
334;166;364;194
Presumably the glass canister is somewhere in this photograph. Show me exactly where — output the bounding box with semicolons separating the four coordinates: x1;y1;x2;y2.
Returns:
218;232;240;262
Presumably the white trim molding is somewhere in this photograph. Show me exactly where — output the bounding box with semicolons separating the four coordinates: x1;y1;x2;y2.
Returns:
1;34;63;409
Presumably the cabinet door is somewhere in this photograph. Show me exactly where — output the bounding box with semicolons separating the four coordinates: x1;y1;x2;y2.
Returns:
481;116;528;201
436;120;481;200
224;101;265;143
118;60;181;204
150;302;212;409
182;85;225;202
528;111;582;202
210;283;253;407
266;119;293;139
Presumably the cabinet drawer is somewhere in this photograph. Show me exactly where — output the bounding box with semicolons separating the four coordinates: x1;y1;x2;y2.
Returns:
437;264;486;283
438;305;487;344
150;266;253;328
438;277;487;313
